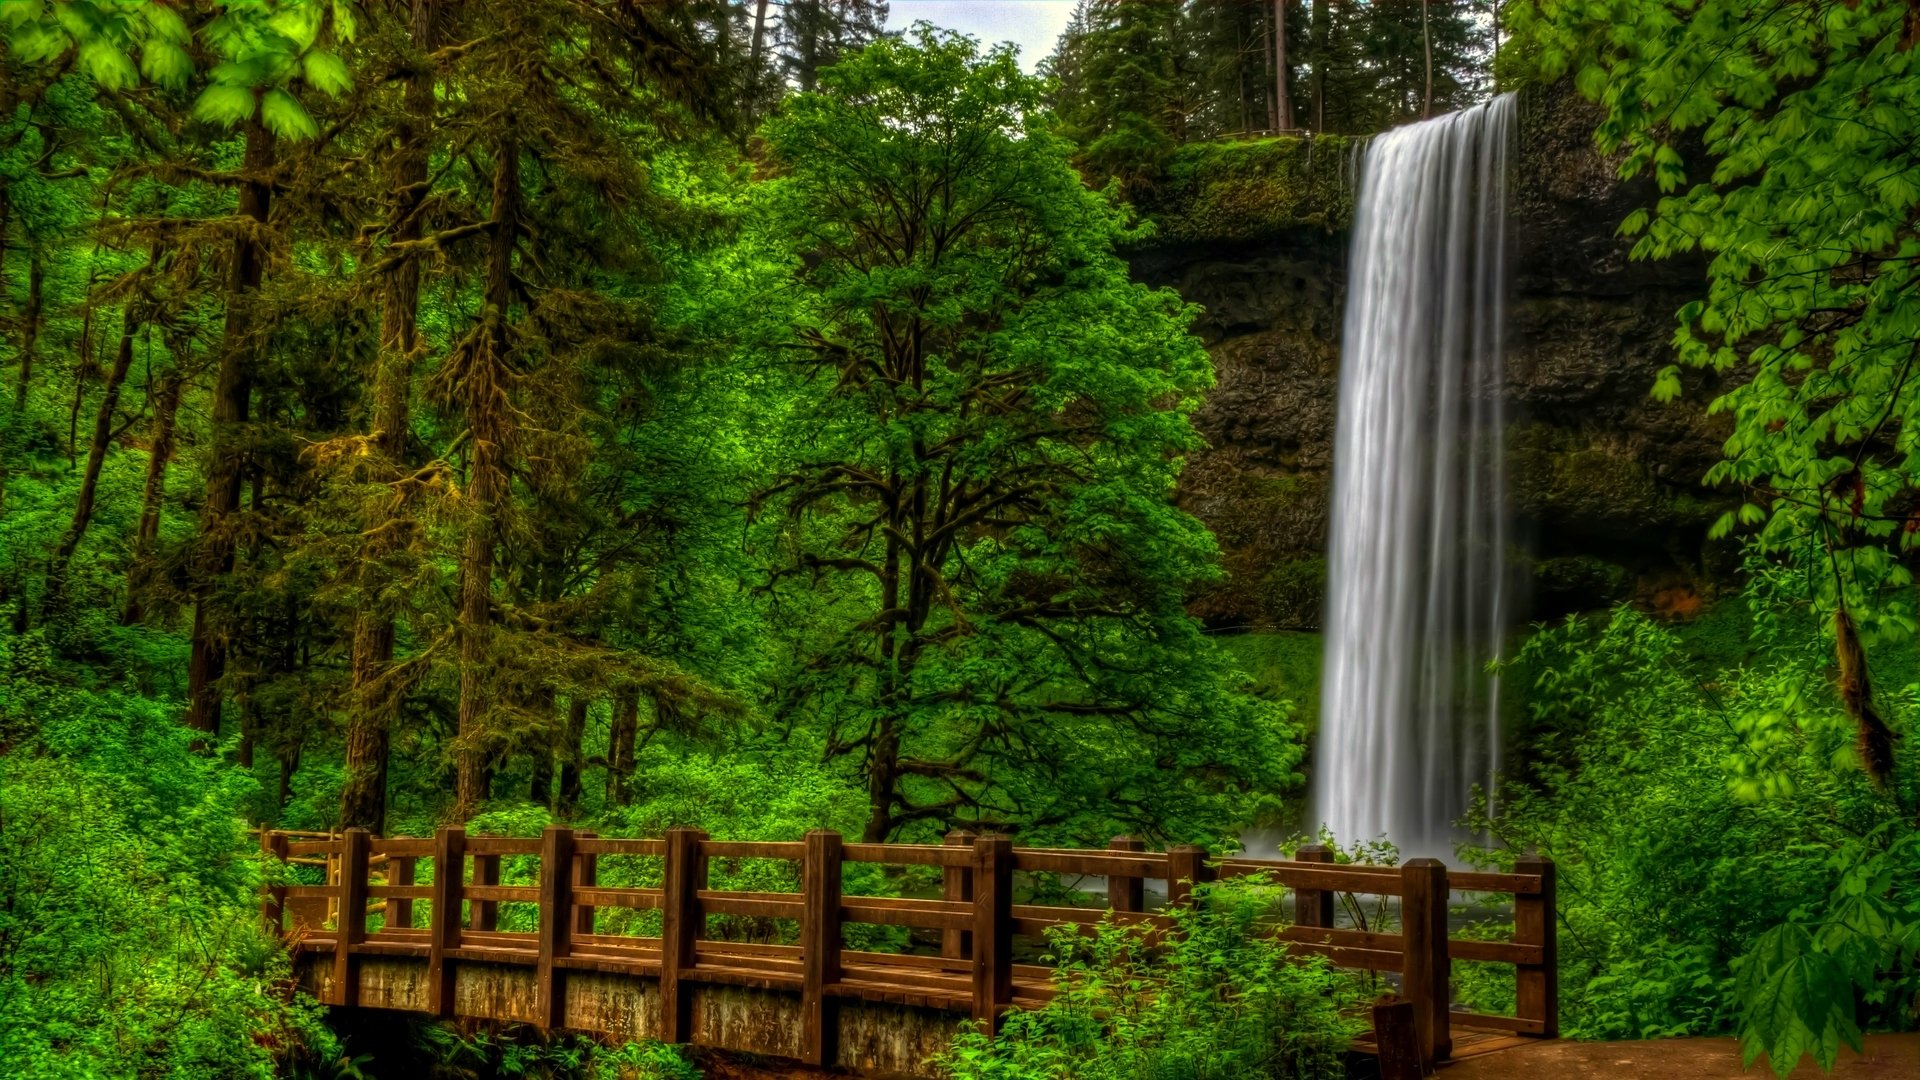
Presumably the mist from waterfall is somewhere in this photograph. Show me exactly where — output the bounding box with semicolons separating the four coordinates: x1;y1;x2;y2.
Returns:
1314;94;1517;857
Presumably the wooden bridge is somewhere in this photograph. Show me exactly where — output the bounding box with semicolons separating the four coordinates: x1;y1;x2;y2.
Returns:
262;826;1557;1078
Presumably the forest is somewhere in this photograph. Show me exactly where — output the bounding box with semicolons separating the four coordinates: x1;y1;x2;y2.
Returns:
0;1;1915;1079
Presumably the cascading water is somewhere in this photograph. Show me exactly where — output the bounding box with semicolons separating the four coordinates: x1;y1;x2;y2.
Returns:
1313;94;1517;857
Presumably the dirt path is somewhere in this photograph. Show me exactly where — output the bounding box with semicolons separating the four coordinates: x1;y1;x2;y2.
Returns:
1442;1034;1919;1080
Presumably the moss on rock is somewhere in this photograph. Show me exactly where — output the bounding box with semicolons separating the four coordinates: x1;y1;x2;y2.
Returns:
1136;135;1356;247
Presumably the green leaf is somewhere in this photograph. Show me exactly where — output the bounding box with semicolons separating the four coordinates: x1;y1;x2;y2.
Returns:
79;39;136;91
301;49;351;96
260;87;319;140
192;83;257;128
140;40;193;90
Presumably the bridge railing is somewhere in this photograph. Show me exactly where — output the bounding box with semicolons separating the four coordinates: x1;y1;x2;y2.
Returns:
260;827;1555;1071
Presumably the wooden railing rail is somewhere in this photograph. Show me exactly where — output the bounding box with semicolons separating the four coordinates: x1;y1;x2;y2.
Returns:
263;828;1557;1070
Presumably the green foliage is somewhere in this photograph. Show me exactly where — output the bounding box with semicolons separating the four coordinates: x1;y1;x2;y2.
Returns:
749;27;1300;844
1135;134;1355;244
937;880;1362;1080
1469;605;1918;1071
412;1027;699;1080
0;636;341;1079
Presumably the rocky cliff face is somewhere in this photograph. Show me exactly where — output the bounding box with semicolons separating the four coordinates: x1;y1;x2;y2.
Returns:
1134;88;1734;632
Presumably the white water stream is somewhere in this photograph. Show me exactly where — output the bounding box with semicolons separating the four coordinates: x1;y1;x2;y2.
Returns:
1312;95;1517;857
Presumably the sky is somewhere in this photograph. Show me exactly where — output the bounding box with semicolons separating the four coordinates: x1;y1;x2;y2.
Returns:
884;1;1079;71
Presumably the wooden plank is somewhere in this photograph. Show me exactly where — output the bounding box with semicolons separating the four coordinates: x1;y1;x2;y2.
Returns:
1279;940;1406;971
972;835;1013;1032
535;825;574;1030
334;828;370;1007
366;884;433;901
429;826;463;1017
845;841;973;867
842;896;974;931
465;836;541;856
1373;997;1427;1080
286;840;340;857
371;837;434;857
941;830;975;959
801;829;842;1067
571;887;661;910
1107;836;1146;913
698;892;806;919
1514;853;1558;1037
1012;849;1169;877
572;836;665;857
1448;939;1545;966
260;831;289;936
1451;1012;1550;1035
1215;860;1406;895
464;884;541;903
700;839;804;860
1450;871;1543;895
659;827;706;1044
1401;858;1451;1065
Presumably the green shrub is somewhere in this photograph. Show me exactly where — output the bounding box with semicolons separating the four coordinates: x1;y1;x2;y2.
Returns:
936;880;1362;1080
0;634;343;1079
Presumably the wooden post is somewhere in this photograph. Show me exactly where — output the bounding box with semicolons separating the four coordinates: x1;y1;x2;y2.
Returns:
660;827;707;1044
428;826;465;1018
1166;844;1213;908
801;829;844;1066
535;825;575;1030
572;830;597;937
334;827;370;1007
1295;843;1336;929
942;829;975;959
259;830;288;935
1107;835;1145;914
388;855;416;930
471;852;499;932
1515;853;1558;1038
1372;996;1427;1080
1400;858;1451;1066
970;834;1013;1032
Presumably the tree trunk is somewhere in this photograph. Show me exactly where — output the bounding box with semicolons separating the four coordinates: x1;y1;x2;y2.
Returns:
122;355;182;624
186;122;276;739
1310;0;1331;132
557;695;587;820
1274;0;1294;131
46;302;139;605
606;687;638;806
340;0;439;836
10;246;43;416
745;0;771;133
452;133;520;821
1422;0;1433;118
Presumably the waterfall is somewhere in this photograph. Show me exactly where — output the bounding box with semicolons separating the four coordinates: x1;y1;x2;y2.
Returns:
1314;94;1516;857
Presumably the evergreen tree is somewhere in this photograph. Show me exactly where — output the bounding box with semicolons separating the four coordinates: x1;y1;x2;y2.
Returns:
777;0;891;92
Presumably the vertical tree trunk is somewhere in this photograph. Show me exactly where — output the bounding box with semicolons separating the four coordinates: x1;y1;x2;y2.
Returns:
340;0;439;836
46;302;140;603
1422;0;1433;118
452;133;520;821
1311;0;1331;132
186;122;276;739
11;246;44;416
122;354;182;625
745;0;771;134
606;687;638;806
1274;0;1294;131
556;695;587;820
